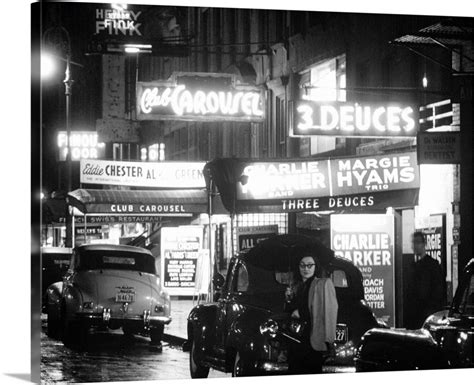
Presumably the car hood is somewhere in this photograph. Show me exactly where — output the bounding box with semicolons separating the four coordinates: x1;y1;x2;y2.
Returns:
75;270;158;315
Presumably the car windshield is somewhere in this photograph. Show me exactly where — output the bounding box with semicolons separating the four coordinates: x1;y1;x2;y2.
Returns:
77;250;156;275
458;273;474;316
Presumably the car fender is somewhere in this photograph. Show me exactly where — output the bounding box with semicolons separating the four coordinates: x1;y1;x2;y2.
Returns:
62;283;84;321
46;282;64;322
355;327;449;371
187;303;218;357
226;307;271;358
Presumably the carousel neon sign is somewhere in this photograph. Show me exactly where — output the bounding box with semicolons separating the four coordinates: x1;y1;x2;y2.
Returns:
137;73;265;122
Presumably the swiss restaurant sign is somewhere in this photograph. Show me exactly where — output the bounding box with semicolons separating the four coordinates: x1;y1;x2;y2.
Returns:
136;72;265;122
236;152;419;212
292;101;419;137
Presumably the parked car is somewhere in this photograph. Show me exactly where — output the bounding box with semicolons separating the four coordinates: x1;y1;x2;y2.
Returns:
186;234;380;377
355;258;474;371
41;247;72;312
45;244;171;350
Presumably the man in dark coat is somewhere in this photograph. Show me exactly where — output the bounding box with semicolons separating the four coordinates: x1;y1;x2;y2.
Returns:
410;231;446;328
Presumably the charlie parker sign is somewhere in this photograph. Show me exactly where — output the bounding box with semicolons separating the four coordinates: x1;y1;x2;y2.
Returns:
136;72;265;122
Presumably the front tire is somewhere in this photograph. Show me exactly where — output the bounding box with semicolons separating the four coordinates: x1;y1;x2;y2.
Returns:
189;339;210;378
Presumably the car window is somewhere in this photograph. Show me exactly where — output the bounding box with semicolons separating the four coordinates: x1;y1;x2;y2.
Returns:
459;274;474;316
232;263;249;293
77;250;157;275
331;269;349;288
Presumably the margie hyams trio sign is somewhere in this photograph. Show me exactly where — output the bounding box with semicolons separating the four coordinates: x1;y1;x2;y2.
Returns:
237;152;419;203
293;100;419;137
136;73;264;122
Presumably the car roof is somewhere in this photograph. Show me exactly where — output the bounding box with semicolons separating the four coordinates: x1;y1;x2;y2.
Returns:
238;234;335;270
75;243;153;255
41;247;73;254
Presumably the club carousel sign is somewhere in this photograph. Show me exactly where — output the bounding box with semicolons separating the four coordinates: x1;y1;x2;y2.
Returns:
136;72;265;122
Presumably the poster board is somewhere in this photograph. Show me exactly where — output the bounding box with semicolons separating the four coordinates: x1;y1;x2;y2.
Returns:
331;214;396;327
160;226;204;296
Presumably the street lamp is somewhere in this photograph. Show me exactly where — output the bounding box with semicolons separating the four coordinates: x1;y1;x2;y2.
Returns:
42;26;82;247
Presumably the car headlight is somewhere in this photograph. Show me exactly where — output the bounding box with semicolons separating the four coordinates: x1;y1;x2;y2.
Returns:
259;319;279;338
288;318;304;336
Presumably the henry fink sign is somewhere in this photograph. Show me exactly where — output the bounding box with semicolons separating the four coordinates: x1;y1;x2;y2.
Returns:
331;214;396;326
237;152;419;211
80;159;206;188
136;72;265;122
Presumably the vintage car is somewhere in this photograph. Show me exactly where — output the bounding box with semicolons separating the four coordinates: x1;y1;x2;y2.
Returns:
355;258;474;371
187;234;381;377
45;244;171;350
41;247;72;312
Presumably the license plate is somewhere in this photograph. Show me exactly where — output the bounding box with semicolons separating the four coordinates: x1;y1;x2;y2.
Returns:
335;324;348;343
115;292;135;303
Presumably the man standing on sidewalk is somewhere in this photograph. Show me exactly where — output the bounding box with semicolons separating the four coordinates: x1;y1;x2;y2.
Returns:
409;231;446;328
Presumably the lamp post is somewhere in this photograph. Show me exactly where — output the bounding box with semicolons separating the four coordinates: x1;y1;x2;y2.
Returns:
42;26;81;247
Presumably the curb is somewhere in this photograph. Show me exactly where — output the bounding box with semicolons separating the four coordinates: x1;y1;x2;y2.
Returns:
163;333;187;346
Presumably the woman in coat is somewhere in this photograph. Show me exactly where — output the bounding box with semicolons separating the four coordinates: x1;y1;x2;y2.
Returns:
286;254;338;374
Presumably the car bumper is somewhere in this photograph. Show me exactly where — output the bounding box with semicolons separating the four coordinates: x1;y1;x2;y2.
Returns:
75;312;172;327
256;361;289;373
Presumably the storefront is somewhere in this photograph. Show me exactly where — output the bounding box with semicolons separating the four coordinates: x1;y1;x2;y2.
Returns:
206;151;421;327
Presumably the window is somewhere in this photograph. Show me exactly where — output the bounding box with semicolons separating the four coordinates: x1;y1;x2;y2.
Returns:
233;263;249;292
458;274;474;316
331;269;349;288
301;54;346;155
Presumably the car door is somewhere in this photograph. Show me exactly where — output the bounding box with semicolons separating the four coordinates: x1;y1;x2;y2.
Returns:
214;259;249;357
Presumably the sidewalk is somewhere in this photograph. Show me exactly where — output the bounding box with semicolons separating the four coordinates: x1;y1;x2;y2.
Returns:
163;297;198;344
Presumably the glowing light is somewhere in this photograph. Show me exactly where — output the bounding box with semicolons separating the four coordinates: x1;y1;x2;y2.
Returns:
125;47;139;53
422;76;428;88
41;53;56;79
295;102;417;135
140;85;263;117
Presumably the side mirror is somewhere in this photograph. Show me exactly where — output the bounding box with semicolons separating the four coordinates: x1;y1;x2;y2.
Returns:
213;273;225;290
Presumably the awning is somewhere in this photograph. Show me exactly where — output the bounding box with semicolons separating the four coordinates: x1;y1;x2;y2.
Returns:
67;188;226;215
205;153;420;214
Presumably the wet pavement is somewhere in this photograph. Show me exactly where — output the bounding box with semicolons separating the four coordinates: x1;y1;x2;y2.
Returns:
41;315;354;383
40;317;228;383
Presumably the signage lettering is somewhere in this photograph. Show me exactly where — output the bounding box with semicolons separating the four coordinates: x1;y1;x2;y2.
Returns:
80;160;206;188
110;204;186;213
417;132;461;164
95;8;142;36
136;73;265;122
140;86;263;118
331;214;396;326
293;101;418;137
58;131;105;162
237;152;419;201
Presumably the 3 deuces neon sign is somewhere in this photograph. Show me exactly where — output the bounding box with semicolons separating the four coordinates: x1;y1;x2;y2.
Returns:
136;72;265;122
293;100;419;137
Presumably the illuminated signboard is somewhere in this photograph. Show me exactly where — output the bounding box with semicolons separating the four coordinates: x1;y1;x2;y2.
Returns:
95;6;142;36
136;72;265;122
331;214;396;327
161;226;204;296
236;225;279;251
237;152;419;201
292;101;419;137
57;131;105;161
80;159;206;188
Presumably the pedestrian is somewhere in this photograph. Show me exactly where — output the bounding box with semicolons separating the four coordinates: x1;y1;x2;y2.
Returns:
410;231;446;328
286;254;338;375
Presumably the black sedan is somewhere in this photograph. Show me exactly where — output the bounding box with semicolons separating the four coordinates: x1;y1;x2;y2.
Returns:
355;258;474;371
186;234;380;377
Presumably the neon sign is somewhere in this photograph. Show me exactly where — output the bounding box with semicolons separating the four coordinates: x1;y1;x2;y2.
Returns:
136;73;265;122
293;101;419;137
57;131;105;161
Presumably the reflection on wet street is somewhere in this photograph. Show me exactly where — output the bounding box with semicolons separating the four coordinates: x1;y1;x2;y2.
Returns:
41;316;354;383
40;318;228;383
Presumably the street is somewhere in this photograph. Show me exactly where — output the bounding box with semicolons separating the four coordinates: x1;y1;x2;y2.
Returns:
41;316;354;383
40;316;229;383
